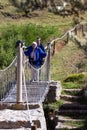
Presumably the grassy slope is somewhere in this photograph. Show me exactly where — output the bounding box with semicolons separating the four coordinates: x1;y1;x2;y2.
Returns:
51;40;87;81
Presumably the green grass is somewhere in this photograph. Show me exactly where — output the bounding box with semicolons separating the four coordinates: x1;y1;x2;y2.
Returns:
62;89;80;96
62;73;87;89
62;82;82;89
63;121;85;128
43;100;64;111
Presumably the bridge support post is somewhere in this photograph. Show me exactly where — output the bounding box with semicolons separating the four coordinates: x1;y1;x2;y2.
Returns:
74;27;77;35
37;69;39;82
16;40;23;103
47;43;51;81
52;41;55;56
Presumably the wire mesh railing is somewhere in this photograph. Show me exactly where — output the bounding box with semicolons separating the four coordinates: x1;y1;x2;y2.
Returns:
0;57;17;101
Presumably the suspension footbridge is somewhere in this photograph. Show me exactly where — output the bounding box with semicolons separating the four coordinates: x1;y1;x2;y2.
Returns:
0;21;87;130
0;41;51;130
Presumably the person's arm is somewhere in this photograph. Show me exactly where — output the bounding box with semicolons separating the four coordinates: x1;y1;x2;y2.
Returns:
24;49;30;56
24;46;32;56
40;44;45;52
39;48;46;58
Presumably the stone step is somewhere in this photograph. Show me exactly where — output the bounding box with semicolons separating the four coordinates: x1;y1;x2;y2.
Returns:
59;103;87;110
63;89;82;92
56;115;85;130
58;87;86;129
56;117;85;130
0;120;40;129
58;116;85;123
63;89;82;95
56;123;81;130
58;109;87;116
60;94;80;102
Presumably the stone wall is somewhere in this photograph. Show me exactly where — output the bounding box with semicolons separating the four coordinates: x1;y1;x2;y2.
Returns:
47;81;62;103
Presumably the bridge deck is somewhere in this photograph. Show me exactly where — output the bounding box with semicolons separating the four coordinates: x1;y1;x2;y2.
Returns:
2;81;49;103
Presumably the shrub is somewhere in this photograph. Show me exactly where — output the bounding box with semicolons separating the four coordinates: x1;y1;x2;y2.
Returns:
64;73;86;83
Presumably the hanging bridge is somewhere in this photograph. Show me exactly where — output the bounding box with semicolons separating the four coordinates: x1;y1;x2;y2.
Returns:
0;21;87;129
0;43;51;104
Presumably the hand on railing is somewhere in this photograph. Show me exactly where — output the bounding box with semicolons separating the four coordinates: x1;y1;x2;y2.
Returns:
15;40;25;48
47;42;51;50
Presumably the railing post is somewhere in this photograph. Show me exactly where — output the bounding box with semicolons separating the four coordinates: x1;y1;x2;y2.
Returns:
74;27;77;35
37;69;39;82
47;42;51;81
52;41;56;56
66;32;69;43
16;40;23;103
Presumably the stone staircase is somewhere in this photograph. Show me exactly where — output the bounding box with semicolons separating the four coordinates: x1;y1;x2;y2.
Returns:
56;88;87;130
